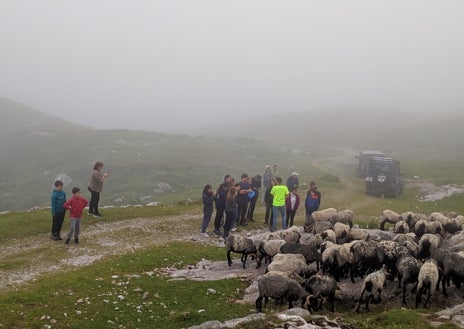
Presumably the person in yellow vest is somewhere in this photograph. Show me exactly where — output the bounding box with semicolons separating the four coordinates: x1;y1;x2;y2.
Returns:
270;176;289;232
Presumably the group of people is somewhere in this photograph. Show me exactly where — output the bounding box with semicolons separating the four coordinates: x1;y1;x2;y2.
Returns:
201;165;322;238
50;161;110;244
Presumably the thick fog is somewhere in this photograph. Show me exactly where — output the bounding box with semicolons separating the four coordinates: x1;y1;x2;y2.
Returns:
1;1;463;132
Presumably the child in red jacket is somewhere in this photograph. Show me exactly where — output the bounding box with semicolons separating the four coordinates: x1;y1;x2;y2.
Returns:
63;187;89;244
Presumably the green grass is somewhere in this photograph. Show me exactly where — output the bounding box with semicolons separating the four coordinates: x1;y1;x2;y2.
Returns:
0;242;251;329
0;204;199;241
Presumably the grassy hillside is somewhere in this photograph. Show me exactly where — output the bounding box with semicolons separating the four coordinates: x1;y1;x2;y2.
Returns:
1;97;463;211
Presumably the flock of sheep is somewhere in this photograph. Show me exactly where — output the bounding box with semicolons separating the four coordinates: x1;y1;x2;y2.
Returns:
224;208;464;313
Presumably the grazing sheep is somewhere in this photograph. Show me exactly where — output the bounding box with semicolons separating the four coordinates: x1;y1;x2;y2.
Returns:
393;232;418;245
415;259;441;308
367;229;395;242
379;209;402;231
396;252;422;305
256;239;286;268
329;209;354;228
418;233;442;260
414;219;429;238
350;240;384;283
312;208;338;222
432;250;464;297
320;230;337;244
320;241;355;281
430;212;450;226
444;217;463;235
255;275;311;313
312;221;334;234
427;221;444;237
377;240;406;278
264;270;306;285
332;241;357;281
349;227;370;241
394;221;409;234
267;253;316;278
225;234;258;268
334;222;350;244
400;240;419;259
404;212;428;232
280;242;321;270
299;233;323;249
356;267;388;312
280;226;301;243
303;274;340;312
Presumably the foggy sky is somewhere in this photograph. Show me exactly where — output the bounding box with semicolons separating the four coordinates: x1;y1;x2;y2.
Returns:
1;1;463;133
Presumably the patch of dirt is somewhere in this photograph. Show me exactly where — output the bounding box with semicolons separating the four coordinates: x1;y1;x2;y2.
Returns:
0;213;208;291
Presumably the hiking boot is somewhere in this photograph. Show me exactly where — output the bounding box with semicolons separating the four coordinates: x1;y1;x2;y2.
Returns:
65;238;71;244
200;232;209;238
74;238;79;244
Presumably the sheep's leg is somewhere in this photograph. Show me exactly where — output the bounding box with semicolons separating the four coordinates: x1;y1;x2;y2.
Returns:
441;275;448;297
376;290;382;303
255;296;263;313
356;290;365;313
241;253;247;268
329;294;335;312
424;285;431;308
227;250;233;266
402;282;407;306
415;284;424;308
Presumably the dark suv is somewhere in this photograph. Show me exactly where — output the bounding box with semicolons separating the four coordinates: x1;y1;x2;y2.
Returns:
357;150;385;178
365;157;403;198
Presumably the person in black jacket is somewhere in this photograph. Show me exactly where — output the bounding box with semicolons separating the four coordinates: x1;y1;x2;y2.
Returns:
213;182;229;235
264;179;276;226
246;174;262;221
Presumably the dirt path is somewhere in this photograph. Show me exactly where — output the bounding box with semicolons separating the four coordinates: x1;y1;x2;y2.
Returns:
0;213;205;291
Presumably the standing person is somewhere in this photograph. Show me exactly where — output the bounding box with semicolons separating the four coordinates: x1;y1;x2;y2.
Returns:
63;187;89;244
246;174;261;222
201;184;216;237
262;165;273;204
264;179;276;226
237;173;252;226
50;180;67;240
285;188;300;227
213;182;229;236
310;181;322;203
304;189;320;232
223;185;237;239
286;172;299;191
270;177;289;232
87;161;110;218
272;164;279;178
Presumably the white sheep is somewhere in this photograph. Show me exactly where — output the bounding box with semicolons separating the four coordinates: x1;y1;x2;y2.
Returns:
349;227;370;241
415;259;440;308
320;230;337;244
264;270;306;284
267;253;315;278
379;209;402;230
334;222;350;244
256;239;286;267
280;225;301;243
394;221;409;234
430;212;450;226
418;233;442;260
329;209;354;228
225;234;258;268
356;267;387;312
312;208;337;222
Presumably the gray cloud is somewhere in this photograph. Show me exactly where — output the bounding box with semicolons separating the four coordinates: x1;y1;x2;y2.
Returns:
1;1;463;132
